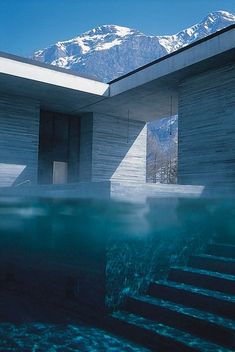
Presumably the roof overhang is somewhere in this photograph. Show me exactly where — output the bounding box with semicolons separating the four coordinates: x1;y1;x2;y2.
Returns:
0;25;234;121
0;52;109;114
91;25;234;121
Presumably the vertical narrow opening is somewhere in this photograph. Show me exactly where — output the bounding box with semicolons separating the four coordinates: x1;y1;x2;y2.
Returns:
38;111;80;184
147;115;178;184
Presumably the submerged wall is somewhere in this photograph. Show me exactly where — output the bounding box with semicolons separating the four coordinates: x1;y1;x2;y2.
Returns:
0;198;233;312
178;63;235;189
0;94;40;187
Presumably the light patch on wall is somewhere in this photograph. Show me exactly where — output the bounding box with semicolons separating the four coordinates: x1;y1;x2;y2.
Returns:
111;125;147;182
0;163;26;187
53;161;68;184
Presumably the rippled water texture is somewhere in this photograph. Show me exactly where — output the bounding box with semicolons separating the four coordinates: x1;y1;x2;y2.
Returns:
0;196;235;350
0;320;150;352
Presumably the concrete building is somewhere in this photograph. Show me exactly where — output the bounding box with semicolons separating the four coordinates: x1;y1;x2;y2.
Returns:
0;24;234;201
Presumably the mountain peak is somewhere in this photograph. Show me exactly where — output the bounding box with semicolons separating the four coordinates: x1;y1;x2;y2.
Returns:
205;10;235;20
201;10;235;26
33;10;235;82
81;24;138;37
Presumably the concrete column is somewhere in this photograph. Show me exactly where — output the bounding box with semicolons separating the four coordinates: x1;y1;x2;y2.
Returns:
178;63;235;189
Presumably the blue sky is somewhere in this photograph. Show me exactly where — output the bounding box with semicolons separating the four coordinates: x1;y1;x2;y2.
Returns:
0;0;234;57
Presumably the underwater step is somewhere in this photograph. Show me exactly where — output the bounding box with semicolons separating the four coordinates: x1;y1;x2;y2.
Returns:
168;267;235;295
188;254;235;276
149;281;235;320
110;311;232;352
206;243;235;260
125;295;235;349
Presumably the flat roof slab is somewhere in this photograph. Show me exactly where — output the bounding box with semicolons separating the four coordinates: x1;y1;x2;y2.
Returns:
0;53;109;115
109;26;235;95
0;72;109;114
80;26;235;121
0;26;233;120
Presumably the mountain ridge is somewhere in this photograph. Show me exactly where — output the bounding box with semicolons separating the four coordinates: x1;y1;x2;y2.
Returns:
33;10;235;83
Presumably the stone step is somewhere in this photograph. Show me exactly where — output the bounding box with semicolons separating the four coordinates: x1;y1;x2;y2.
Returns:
111;311;231;352
125;295;235;349
149;280;235;320
168;267;235;295
188;254;235;276
206;243;235;259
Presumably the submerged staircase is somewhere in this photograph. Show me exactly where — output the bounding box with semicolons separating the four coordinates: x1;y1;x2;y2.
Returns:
110;243;235;351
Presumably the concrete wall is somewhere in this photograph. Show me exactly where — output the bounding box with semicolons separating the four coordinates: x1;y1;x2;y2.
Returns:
178;63;235;189
111;182;204;202
0;100;147;187
92;113;147;182
78;113;147;183
0;94;40;187
0;182;206;203
79;113;93;182
38;111;80;184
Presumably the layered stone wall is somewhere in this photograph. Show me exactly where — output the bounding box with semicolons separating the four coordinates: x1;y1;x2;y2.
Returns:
178;63;235;190
0;94;40;187
79;112;147;183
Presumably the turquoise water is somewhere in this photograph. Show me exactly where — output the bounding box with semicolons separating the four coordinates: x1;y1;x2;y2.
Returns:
0;196;235;350
0;320;150;351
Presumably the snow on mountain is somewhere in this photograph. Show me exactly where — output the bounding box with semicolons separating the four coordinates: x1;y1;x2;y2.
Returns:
33;10;235;82
32;10;235;183
158;10;235;53
33;24;167;82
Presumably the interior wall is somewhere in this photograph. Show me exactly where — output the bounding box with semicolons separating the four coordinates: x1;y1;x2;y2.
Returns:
178;63;235;189
0;94;40;187
38;111;80;184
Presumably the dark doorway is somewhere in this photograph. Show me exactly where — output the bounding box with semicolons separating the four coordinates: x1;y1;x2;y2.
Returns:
38;111;80;184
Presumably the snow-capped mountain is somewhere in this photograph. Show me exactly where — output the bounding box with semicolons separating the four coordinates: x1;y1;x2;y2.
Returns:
33;10;235;183
33;25;167;82
33;10;235;82
158;10;235;53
